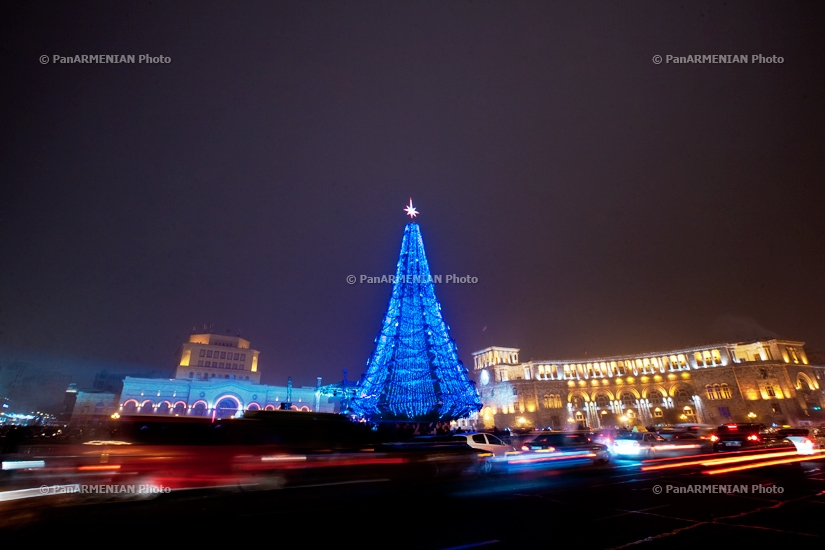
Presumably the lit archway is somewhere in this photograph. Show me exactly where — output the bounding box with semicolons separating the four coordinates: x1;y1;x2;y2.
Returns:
215;395;242;418
191;400;207;416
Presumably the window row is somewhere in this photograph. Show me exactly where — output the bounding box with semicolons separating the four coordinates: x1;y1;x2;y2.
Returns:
705;383;732;400
542;394;564;408
520;350;735;381
199;349;246;361
539;389;691;410
528;355;692;381
197;360;244;370
694;350;723;366
188;372;250;380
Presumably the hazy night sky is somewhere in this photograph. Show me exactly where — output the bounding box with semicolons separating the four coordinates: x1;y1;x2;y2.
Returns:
2;1;824;389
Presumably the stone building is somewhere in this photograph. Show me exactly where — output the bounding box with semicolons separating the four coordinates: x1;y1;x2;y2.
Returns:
471;339;825;430
66;332;346;424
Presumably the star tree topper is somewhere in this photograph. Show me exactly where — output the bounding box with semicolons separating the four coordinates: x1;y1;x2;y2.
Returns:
404;198;419;218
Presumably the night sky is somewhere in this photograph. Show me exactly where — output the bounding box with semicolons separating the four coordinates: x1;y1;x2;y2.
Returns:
2;1;824;389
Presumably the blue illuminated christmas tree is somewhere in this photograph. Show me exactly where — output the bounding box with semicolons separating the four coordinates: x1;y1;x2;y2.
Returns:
350;200;482;422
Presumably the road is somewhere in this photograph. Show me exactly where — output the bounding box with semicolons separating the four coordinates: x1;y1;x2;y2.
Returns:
3;449;824;548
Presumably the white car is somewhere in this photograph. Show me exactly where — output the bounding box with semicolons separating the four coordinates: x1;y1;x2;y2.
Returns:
451;432;517;457
612;432;667;459
777;428;825;455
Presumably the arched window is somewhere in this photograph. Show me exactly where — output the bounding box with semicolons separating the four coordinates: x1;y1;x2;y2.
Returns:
621;392;635;408
596;394;610;408
675;388;692;404
719;383;732;399
797;374;813;391
571;395;585;409
543;394;552;409
648;391;663;407
705;385;719;400
216;398;239;417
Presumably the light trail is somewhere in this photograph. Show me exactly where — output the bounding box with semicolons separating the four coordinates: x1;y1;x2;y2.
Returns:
642;450;800;471
704;453;825;474
642;449;825;471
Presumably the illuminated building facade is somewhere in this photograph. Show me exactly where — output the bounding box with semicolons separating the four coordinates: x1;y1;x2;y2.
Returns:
115;332;341;419
173;333;261;383
472;339;825;430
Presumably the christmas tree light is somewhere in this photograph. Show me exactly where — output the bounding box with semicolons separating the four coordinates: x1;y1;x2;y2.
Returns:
350;201;482;421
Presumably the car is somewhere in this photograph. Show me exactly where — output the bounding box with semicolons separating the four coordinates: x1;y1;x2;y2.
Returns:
612;432;668;459
671;423;716;440
410;432;517;474
776;428;825;455
519;431;610;465
591;428;622;447
711;423;792;452
450;432;517;457
655;430;712;452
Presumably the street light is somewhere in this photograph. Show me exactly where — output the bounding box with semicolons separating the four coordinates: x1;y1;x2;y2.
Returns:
747;412;757;420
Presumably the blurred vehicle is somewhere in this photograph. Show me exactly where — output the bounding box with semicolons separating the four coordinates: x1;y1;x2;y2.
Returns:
656;429;712;452
0;413;495;496
450;432;517;457
410;432;516;474
776;427;825;455
519;431;610;465
612;432;667;459
710;423;792;452
671;423;715;440
591;428;622;447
